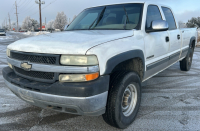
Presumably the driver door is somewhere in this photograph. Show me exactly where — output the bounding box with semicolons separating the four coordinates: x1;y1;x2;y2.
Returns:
143;5;170;80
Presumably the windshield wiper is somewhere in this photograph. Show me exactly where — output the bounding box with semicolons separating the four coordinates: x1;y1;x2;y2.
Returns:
89;7;106;29
123;6;129;29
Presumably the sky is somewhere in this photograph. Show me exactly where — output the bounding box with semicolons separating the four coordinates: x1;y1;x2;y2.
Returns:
0;0;200;27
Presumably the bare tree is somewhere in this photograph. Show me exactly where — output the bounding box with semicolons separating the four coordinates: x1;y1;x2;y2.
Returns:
11;22;16;30
54;12;67;31
22;17;32;30
30;19;39;31
186;17;200;28
47;20;54;29
178;21;187;28
47;20;55;32
22;17;39;31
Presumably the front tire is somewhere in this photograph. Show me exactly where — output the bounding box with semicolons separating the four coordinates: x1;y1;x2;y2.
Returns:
180;47;194;71
102;72;141;129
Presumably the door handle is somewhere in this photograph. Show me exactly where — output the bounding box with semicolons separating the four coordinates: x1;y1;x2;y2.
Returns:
166;36;169;42
177;35;180;40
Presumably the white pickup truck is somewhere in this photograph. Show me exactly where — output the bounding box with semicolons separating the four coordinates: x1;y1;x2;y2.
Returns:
3;1;198;129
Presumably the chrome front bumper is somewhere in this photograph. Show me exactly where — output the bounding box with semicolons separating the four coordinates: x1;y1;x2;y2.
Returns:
4;79;107;116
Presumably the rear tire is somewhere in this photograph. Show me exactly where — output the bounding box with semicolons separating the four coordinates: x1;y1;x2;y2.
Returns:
180;47;194;71
102;72;141;129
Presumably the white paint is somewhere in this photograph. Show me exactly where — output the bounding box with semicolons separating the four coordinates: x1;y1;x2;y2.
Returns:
7;30;133;55
6;1;197;77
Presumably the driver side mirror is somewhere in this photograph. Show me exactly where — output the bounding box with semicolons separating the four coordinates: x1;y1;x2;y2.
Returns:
146;20;169;33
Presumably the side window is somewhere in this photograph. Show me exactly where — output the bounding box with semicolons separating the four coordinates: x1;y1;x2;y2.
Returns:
161;7;177;30
146;5;162;29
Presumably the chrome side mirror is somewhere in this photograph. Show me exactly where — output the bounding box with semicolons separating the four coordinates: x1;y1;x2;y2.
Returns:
146;20;169;33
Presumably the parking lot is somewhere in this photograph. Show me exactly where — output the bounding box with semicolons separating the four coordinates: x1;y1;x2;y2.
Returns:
0;32;200;131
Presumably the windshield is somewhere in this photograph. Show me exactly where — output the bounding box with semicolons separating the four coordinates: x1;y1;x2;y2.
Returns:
0;29;5;32
67;3;144;31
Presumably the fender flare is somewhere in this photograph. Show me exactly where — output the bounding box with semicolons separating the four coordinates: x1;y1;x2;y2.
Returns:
103;50;145;78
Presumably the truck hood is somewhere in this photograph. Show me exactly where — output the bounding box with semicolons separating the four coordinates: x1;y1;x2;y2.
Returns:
8;30;133;55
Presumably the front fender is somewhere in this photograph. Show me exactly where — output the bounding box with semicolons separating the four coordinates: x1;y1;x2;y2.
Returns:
103;50;145;75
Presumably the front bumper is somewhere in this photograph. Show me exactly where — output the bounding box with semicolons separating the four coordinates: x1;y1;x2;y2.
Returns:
3;67;109;116
0;33;6;35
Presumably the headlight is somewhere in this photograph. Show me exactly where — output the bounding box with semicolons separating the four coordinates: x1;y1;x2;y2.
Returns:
59;72;99;82
60;55;98;66
6;49;11;57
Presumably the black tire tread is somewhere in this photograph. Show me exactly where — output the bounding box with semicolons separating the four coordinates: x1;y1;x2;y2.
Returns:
103;71;140;128
103;71;128;128
180;47;194;71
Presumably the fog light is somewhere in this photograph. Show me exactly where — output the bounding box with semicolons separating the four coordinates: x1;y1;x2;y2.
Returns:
8;63;13;69
59;72;99;82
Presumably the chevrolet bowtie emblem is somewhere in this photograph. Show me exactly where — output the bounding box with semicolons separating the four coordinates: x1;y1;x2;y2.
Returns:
21;62;32;71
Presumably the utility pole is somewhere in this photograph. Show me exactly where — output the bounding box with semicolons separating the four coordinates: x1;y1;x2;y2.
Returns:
15;1;19;32
8;13;11;30
35;0;45;31
45;17;46;25
6;18;7;28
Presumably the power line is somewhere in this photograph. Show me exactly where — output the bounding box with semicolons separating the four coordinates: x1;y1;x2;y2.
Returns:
30;0;58;16
19;1;37;15
18;0;32;12
19;1;35;13
17;0;22;5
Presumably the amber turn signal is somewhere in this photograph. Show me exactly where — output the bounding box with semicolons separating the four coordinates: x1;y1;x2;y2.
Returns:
59;72;99;82
85;72;99;81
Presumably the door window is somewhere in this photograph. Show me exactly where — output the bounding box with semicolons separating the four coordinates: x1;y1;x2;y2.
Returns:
146;5;162;29
161;7;177;30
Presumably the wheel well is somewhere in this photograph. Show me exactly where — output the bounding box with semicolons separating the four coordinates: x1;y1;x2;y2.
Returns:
111;58;144;80
192;40;195;48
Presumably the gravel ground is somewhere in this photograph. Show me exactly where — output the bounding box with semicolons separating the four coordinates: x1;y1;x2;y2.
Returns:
0;32;200;131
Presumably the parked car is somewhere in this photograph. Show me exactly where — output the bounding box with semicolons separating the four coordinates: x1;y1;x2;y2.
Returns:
19;29;27;32
0;29;6;36
3;1;198;129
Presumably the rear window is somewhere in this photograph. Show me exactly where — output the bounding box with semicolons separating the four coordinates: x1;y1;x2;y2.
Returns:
0;29;5;32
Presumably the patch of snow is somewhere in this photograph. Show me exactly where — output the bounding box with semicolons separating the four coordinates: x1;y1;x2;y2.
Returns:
0;34;15;41
2;104;10;107
23;31;50;36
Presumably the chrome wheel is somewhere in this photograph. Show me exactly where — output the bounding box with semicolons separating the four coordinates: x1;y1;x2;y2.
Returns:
121;84;137;117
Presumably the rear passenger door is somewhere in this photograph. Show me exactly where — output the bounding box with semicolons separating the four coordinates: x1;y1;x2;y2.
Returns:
161;7;182;65
144;5;170;80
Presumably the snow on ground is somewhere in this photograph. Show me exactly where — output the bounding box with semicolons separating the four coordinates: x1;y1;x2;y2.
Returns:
0;33;19;42
23;31;50;36
0;31;50;42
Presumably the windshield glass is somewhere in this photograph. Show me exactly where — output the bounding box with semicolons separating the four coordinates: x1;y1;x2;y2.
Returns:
0;29;5;32
67;3;144;31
